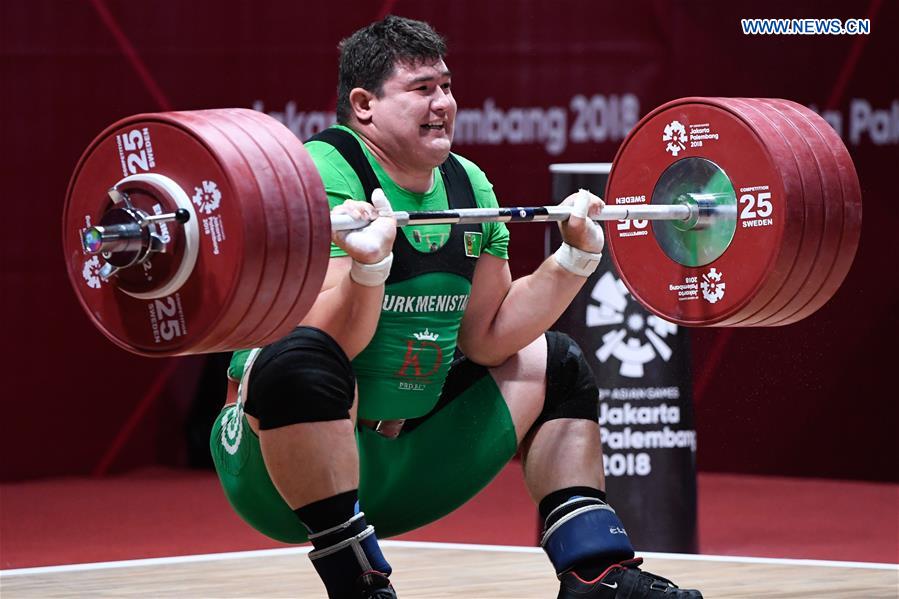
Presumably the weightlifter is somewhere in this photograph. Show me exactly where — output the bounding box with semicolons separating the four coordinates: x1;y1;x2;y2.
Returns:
211;15;703;599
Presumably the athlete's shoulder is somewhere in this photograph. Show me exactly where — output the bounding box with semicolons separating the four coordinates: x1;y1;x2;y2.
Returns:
448;152;484;176
304;126;357;161
448;152;493;193
305;126;362;192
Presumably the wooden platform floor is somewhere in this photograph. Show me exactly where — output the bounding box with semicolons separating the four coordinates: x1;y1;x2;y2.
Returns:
2;541;896;598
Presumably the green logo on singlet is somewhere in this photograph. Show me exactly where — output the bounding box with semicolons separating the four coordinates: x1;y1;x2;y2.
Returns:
464;232;482;257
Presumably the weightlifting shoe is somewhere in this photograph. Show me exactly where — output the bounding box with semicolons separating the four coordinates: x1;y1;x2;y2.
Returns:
357;570;397;598
558;558;702;598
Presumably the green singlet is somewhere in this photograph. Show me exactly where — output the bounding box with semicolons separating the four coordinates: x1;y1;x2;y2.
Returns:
228;126;509;422
214;127;519;544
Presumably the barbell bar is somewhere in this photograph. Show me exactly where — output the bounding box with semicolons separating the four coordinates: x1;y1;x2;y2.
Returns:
330;194;733;229
80;191;731;260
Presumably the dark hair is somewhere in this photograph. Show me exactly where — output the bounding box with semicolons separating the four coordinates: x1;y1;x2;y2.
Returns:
336;15;447;124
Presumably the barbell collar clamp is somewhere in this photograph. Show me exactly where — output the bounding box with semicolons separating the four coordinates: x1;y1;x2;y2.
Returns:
82;208;191;256
670;192;737;231
98;262;120;280
141;208;191;227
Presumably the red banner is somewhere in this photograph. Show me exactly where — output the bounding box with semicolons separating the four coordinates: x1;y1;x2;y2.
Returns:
2;0;896;480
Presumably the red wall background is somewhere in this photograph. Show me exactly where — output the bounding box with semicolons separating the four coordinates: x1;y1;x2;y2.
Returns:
2;0;896;481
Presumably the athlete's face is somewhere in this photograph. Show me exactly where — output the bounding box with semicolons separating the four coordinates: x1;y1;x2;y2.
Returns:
367;59;456;170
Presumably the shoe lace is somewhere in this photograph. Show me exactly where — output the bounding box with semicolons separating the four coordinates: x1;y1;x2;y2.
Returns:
358;570;396;598
620;558;679;589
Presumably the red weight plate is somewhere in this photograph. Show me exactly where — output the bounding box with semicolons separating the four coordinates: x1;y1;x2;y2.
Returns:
726;98;825;326
605;98;804;326
756;99;845;325
705;98;807;326
229;108;331;346
217;108;313;349
148;110;271;355
63;115;263;355
813;108;862;313
193;111;292;352
245;110;331;337
764;100;861;324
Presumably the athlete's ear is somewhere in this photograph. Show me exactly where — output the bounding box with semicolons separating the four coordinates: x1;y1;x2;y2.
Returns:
350;88;375;124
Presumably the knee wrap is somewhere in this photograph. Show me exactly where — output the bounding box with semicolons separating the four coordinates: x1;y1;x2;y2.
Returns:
244;327;355;430
538;331;599;425
541;496;635;574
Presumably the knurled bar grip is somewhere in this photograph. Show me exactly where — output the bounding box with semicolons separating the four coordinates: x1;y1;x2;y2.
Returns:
330;203;694;231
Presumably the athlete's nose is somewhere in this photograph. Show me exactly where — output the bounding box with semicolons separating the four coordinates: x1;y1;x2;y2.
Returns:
432;87;452;113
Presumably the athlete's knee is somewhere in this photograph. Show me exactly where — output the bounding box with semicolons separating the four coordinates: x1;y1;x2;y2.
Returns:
536;331;599;426
244;327;355;430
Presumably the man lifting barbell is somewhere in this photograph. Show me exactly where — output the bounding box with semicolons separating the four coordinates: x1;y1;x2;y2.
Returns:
64;11;862;599
211;16;701;599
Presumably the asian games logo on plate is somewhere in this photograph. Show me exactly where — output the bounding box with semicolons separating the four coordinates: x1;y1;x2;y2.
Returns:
662;120;688;156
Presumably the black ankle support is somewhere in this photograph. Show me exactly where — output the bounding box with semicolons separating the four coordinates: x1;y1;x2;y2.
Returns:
539;486;608;524
540;491;635;575
307;511;392;599
294;490;359;535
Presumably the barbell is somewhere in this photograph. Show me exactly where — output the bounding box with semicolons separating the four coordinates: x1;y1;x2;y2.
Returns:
63;98;861;356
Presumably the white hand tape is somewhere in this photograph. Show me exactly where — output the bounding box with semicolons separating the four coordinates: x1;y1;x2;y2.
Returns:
350;252;394;287
553;242;602;278
571;188;590;219
371;188;393;217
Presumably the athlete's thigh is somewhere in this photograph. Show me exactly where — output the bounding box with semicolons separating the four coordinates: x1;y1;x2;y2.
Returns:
487;334;548;444
210;405;310;543
356;358;518;538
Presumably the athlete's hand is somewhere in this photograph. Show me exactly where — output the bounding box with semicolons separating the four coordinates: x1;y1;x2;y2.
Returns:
558;189;605;254
331;188;397;264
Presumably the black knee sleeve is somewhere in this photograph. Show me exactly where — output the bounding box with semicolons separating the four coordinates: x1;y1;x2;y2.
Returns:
537;331;599;425
244;327;355;430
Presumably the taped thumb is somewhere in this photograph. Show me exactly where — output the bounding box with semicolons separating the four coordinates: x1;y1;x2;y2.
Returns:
371;188;393;216
571;188;590;220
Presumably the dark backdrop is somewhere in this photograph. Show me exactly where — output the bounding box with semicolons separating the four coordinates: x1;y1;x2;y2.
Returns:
2;0;896;481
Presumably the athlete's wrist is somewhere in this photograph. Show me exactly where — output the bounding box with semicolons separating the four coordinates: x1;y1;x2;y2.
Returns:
350;252;393;286
553;242;601;278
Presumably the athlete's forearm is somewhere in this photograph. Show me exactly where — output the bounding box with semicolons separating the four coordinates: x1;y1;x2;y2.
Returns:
460;257;587;366
301;257;384;359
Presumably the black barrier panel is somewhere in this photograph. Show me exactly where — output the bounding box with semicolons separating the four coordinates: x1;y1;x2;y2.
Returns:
547;164;697;553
